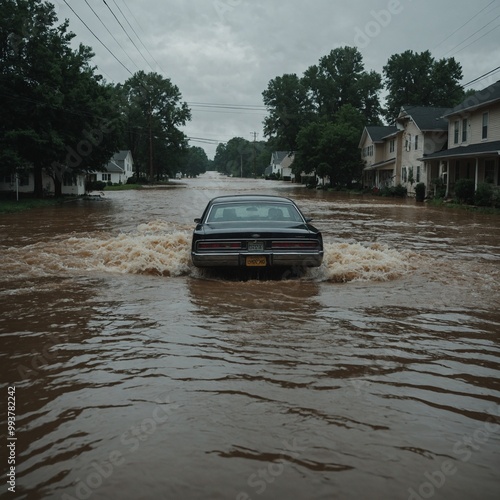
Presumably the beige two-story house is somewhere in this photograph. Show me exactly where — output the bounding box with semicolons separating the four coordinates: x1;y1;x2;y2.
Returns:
359;125;399;189
360;106;447;193
395;106;448;193
421;80;500;195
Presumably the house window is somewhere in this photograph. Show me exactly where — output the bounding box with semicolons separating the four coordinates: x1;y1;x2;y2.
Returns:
63;173;75;186
416;165;421;183
19;173;29;186
414;135;419;150
485;160;495;183
462;118;468;142
389;139;395;153
482;113;489;140
454;121;459;144
405;134;411;151
402;167;407;183
102;173;111;181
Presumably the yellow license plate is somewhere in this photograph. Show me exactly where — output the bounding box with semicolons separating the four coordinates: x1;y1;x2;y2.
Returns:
246;256;267;267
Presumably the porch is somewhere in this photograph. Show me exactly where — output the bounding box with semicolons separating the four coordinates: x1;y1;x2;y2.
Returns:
421;141;500;197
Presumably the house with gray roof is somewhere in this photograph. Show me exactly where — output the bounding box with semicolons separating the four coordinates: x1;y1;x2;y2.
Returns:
396;106;449;193
359;125;398;189
359;106;449;194
267;151;295;180
100;150;134;185
420;80;500;196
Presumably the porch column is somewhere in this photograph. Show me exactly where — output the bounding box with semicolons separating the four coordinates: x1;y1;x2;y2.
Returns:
445;161;450;198
475;157;479;190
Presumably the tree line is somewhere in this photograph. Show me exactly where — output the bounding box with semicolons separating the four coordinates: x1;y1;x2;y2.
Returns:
0;0;210;197
261;46;468;187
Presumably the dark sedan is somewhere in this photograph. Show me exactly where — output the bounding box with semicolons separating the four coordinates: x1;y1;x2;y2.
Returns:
191;195;323;269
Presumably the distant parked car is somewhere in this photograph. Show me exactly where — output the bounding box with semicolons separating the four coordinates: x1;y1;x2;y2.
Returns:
191;195;323;269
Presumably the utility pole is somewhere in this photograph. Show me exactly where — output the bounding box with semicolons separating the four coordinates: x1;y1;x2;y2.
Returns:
149;98;154;183
250;132;258;178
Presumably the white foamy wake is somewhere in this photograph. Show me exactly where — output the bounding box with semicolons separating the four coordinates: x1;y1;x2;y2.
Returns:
68;231;191;277
3;221;417;282
317;242;418;283
4;221;191;278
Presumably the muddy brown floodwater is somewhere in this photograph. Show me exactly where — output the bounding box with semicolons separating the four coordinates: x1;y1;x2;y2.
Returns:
1;173;500;500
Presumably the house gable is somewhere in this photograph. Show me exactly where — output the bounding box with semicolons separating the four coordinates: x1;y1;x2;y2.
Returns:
359;126;398;167
397;106;449;132
269;151;294;179
99;150;134;184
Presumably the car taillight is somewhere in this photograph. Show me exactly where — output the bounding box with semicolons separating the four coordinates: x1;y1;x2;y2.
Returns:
198;242;242;250
271;241;319;249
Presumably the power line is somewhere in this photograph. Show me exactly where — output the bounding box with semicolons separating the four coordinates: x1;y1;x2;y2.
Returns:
83;0;140;73
189;108;266;116
463;65;500;87
188;136;227;145
433;0;497;51
122;0;147;36
62;0;133;77
111;0;166;74
188;101;266;110
102;0;155;72
447;22;500;56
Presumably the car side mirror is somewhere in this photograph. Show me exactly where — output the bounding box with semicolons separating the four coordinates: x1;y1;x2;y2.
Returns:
305;218;313;223
194;218;201;223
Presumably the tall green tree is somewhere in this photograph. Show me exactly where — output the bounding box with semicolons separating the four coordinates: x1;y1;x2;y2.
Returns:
294;105;364;186
303;46;382;123
118;71;191;181
262;74;312;151
0;0;123;197
262;47;382;155
179;146;209;177
383;50;464;122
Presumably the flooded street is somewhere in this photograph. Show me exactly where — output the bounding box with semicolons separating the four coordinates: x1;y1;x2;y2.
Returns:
1;175;500;500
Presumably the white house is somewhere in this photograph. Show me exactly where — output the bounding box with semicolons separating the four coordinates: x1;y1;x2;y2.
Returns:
0;169;86;196
99;150;134;184
0;150;134;196
266;151;295;180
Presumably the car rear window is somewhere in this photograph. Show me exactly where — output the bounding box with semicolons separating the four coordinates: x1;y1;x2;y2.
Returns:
207;202;303;223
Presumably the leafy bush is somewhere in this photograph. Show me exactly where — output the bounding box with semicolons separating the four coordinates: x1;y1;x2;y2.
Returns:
431;178;446;198
266;172;281;181
393;184;408;197
85;180;106;192
379;184;407;197
493;189;500;208
454;179;475;204
475;182;494;207
127;175;149;184
414;182;426;201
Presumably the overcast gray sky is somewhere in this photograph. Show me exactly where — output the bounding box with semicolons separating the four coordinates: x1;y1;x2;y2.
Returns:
55;0;500;158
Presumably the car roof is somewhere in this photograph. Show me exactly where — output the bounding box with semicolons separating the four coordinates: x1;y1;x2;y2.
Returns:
209;194;295;205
